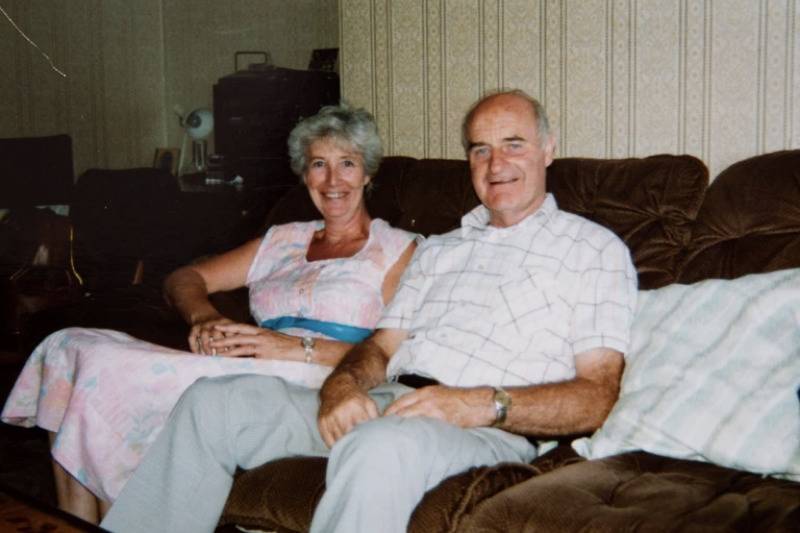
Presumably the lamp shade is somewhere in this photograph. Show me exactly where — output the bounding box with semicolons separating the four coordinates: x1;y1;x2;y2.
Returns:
184;108;214;140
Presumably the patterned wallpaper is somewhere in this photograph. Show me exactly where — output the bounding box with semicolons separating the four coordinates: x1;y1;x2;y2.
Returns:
0;0;337;176
339;0;800;178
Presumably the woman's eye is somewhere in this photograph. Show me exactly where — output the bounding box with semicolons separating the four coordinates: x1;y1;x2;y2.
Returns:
343;160;355;167
310;160;325;168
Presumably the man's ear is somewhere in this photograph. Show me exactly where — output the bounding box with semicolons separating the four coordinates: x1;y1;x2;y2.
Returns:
543;135;557;167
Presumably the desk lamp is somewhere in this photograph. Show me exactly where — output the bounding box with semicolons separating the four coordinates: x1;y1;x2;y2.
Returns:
178;108;214;175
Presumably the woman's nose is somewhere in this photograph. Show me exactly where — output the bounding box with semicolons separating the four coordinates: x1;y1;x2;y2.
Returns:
323;166;339;185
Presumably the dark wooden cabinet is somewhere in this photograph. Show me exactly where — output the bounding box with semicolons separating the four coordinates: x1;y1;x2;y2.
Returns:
212;66;340;204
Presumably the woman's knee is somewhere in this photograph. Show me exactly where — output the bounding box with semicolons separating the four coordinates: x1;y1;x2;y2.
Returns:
178;374;292;417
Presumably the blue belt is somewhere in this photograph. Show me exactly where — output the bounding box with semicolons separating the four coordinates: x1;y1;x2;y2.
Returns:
260;316;372;344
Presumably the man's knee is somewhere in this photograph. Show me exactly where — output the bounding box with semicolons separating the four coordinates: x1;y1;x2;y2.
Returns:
179;374;305;427
332;416;435;464
182;374;286;404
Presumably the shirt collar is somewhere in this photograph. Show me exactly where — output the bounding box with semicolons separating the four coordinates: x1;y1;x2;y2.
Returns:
461;193;558;235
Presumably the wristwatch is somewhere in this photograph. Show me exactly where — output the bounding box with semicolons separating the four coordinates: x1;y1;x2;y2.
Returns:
301;336;316;363
492;387;511;427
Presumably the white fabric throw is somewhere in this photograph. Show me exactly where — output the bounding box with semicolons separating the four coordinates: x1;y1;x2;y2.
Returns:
574;268;800;481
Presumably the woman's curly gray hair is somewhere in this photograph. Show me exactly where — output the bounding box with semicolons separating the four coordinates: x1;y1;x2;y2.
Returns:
288;103;383;178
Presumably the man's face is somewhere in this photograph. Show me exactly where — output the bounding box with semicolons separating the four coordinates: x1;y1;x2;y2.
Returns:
466;94;555;228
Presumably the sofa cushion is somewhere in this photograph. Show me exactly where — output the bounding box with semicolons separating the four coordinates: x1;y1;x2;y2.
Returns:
394;158;480;236
218;445;584;533
547;154;709;289
219;457;327;533
680;149;800;282
456;451;800;532
408;443;582;533
573;268;800;481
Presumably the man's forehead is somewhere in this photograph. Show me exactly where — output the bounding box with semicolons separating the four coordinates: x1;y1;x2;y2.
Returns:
468;112;537;143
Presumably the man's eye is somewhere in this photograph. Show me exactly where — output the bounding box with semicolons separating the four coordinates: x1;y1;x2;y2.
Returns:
471;147;489;158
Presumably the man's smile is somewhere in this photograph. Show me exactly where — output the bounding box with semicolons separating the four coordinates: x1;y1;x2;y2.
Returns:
487;176;519;185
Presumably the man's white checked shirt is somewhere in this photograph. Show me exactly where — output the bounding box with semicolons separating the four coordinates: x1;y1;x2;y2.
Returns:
379;194;637;388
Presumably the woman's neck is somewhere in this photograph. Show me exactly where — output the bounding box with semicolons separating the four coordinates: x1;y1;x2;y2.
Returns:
306;209;372;262
319;209;371;245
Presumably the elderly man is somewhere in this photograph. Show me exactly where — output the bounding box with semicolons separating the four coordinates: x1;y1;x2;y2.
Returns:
101;90;637;533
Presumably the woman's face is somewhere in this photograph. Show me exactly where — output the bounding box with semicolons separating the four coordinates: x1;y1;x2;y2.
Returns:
304;137;370;223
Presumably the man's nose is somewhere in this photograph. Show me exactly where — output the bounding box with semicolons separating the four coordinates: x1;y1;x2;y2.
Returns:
489;148;507;173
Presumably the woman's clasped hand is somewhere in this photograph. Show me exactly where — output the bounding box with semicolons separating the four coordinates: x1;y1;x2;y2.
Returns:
194;322;299;360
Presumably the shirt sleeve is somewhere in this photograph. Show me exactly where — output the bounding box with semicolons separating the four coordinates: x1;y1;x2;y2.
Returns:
569;233;638;356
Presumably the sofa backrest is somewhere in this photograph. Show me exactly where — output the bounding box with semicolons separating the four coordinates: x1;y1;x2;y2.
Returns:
262;153;710;290
547;155;708;289
678;149;800;282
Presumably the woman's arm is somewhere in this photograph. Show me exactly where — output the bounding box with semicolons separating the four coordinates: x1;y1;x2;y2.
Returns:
208;323;353;365
163;237;261;352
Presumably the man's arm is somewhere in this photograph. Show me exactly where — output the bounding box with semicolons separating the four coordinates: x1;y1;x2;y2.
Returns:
384;347;624;436
317;328;409;447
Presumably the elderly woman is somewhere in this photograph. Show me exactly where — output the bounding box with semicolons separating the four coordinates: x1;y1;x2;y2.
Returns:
1;103;418;524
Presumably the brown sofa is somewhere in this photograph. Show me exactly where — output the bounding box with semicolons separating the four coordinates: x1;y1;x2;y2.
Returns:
10;149;798;530
212;149;800;532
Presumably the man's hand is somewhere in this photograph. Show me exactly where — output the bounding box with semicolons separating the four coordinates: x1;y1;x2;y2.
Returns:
384;385;495;428
318;376;380;447
316;330;408;447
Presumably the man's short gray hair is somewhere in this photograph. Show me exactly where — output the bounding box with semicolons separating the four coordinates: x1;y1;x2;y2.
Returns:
460;89;551;152
288;103;383;177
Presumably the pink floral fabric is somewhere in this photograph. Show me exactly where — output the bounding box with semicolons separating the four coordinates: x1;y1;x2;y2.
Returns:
1;219;416;502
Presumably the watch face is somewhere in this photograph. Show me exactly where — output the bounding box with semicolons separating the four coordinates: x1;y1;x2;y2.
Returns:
494;388;511;407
